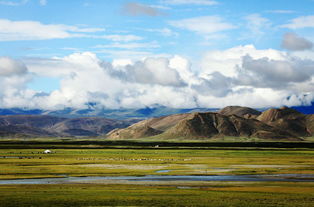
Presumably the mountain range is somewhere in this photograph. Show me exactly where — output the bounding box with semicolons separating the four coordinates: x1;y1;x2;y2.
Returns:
0;106;217;120
0;105;313;140
0;115;136;137
107;106;314;141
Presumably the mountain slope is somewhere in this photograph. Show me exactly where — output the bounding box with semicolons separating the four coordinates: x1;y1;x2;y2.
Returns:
0;115;66;128
49;117;135;136
306;114;314;136
0;115;136;137
107;110;299;140
0;125;58;137
256;107;310;137
218;106;261;118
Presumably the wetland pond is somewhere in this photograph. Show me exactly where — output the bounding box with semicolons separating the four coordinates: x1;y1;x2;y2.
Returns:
1;174;314;184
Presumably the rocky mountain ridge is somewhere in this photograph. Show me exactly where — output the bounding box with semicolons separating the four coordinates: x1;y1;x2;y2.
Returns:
107;106;314;141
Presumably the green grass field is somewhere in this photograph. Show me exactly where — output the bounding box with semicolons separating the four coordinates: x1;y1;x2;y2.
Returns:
1;183;314;207
1;148;314;179
0;141;314;206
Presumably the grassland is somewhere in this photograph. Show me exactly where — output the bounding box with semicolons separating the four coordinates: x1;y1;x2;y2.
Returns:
1;182;314;207
0;140;314;206
1;147;314;179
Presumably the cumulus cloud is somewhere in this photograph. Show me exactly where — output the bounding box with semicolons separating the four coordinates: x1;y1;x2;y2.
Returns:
281;15;314;29
168;16;236;36
22;53;191;109
103;57;187;87
2;44;314;110
200;45;286;77
192;72;232;97
0;19;104;41
0;57;33;108
234;55;314;88
161;0;218;5
0;57;27;76
123;58;186;86
123;2;164;16
281;32;313;51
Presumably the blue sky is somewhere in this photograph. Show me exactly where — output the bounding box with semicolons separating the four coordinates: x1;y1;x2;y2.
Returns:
0;0;314;109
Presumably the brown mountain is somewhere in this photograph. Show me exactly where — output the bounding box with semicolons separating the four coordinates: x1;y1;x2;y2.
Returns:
256;107;310;137
218;106;261;118
49;117;134;136
0;115;66;128
0;115;136;137
0;125;58;137
107;113;190;139
306;114;314;135
107;108;304;140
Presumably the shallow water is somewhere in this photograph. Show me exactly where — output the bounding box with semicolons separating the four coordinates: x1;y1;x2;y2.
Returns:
155;170;172;173
1;174;314;184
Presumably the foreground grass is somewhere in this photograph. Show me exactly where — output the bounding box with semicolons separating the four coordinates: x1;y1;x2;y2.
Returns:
1;183;314;207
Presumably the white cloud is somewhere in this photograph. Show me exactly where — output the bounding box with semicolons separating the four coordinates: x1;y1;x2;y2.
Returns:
281;32;313;51
281;15;314;29
2;44;314;109
0;0;27;6
161;0;218;5
144;28;178;37
0;57;27;76
97;34;143;42
199;45;314;107
94;41;160;49
168;16;236;36
39;0;47;6
94;49;153;59
0;19;105;41
122;57;186;87
192;72;232;97
266;10;295;14
23;53;191;109
244;14;271;39
0;57;32;108
150;5;171;10
169;55;196;84
112;59;133;67
234;55;314;88
200;45;286;77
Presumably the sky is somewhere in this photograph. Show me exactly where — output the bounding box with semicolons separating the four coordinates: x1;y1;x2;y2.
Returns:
0;0;314;110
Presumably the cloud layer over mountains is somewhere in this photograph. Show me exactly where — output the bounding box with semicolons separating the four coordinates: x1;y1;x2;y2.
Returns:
1;43;314;110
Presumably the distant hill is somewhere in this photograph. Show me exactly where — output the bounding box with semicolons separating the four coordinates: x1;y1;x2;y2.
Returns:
0;106;217;120
107;106;314;141
0;115;136;137
0;103;313;120
48;117;134;136
292;103;314;114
